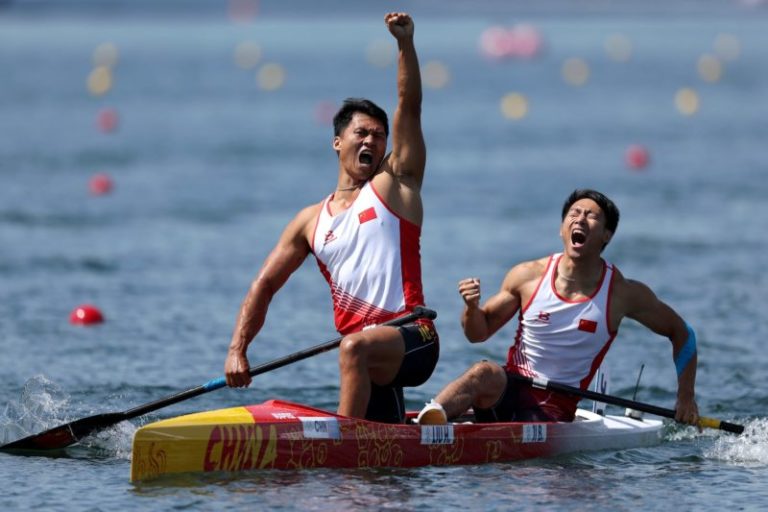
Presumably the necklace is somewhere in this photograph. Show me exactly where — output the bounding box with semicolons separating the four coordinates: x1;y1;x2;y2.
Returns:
336;184;362;192
557;273;579;283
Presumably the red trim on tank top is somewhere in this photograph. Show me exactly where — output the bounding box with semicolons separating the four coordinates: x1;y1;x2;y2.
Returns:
400;219;425;310
310;195;332;255
605;264;618;336
325;180;368;218
550;254;607;303
369;180;421;230
580;331;618;389
520;254;554;314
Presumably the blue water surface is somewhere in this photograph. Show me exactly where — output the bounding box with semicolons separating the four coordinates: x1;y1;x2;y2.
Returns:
1;1;767;510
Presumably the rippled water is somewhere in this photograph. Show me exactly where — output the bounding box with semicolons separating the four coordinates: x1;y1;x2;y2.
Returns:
1;2;768;510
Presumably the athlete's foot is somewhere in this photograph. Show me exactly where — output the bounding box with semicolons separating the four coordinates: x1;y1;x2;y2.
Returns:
416;399;447;425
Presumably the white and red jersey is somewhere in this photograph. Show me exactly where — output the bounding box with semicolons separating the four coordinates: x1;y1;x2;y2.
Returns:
507;253;617;393
311;181;426;335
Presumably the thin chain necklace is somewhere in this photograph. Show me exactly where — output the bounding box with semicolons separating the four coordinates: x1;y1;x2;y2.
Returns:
337;183;363;192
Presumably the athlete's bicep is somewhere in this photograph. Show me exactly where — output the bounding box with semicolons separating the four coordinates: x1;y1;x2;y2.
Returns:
389;112;426;187
624;280;680;338
481;289;520;337
480;265;529;336
256;209;314;293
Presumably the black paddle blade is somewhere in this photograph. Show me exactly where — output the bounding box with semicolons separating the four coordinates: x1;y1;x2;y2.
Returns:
0;412;127;452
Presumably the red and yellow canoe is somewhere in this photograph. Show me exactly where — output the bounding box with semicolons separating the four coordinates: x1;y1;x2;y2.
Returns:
130;399;663;481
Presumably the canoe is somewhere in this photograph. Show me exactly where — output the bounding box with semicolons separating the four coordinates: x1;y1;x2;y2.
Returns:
130;399;663;481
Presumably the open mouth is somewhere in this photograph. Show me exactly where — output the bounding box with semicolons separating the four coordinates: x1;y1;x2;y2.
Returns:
359;151;373;166
571;230;587;247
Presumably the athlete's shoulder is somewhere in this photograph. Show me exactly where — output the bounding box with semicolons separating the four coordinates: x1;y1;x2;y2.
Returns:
295;200;324;224
610;269;660;314
516;256;550;277
282;201;324;242
503;256;550;289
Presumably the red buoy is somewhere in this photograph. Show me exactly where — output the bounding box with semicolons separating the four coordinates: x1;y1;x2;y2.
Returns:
625;144;650;170
70;304;105;325
97;108;119;133
89;173;113;195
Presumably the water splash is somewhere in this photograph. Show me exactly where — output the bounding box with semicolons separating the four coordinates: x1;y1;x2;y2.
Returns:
1;375;71;444
1;376;136;459
706;418;768;465
82;421;136;460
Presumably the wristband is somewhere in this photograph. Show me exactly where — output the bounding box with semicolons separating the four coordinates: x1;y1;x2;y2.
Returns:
675;323;697;377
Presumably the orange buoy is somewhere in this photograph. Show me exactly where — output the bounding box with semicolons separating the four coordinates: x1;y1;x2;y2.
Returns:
70;304;105;325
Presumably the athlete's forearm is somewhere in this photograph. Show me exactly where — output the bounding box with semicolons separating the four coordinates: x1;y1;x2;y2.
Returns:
396;37;422;115
673;321;697;400
461;305;491;343
228;279;274;354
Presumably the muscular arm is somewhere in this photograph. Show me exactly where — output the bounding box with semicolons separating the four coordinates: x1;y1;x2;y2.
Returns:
224;206;316;387
386;12;425;188
460;262;540;343
622;279;699;425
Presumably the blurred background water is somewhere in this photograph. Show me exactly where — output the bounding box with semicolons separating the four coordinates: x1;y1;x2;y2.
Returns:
1;0;767;510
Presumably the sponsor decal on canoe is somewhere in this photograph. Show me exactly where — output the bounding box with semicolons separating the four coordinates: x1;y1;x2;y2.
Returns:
522;423;547;443
299;417;341;440
203;424;278;472
420;424;455;445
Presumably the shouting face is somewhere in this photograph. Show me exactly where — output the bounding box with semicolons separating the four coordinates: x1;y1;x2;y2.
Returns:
333;113;387;181
560;198;613;257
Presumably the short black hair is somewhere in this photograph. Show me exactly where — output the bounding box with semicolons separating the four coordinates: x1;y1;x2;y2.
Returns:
561;189;620;234
333;98;389;137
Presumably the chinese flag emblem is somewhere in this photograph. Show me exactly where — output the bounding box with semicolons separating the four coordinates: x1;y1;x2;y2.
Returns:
578;319;598;333
358;207;377;224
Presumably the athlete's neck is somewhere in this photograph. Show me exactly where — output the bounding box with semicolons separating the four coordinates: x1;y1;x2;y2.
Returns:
337;183;364;192
556;256;603;292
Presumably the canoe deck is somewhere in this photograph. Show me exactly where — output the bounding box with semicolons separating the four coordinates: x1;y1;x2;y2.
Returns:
130;399;663;481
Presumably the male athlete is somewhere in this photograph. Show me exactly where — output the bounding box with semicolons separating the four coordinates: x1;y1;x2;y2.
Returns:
417;189;699;426
225;13;438;424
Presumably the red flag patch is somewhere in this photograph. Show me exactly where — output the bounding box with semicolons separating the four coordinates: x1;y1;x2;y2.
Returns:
578;319;598;333
358;207;377;224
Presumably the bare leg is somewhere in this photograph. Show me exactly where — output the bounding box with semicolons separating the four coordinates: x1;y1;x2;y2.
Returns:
434;361;507;419
337;326;405;418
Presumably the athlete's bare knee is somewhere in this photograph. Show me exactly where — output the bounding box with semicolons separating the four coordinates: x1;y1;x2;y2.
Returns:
467;360;502;383
339;336;367;370
462;361;505;405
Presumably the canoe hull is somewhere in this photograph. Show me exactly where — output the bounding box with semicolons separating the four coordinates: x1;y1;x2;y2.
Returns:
130;399;662;481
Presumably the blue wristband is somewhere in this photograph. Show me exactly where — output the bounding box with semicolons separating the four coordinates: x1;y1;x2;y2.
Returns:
675;323;697;376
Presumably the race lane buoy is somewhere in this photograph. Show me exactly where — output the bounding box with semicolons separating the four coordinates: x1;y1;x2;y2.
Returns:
97;107;119;133
89;173;113;196
625;144;650;170
69;304;104;325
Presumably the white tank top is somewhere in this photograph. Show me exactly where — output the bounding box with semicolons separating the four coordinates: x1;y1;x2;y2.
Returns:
507;253;617;390
311;181;425;335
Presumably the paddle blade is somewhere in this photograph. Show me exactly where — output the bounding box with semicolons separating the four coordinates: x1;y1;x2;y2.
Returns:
0;412;127;452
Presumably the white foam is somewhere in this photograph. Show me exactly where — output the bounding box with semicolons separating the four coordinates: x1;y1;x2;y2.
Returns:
706;418;768;465
83;421;137;460
1;375;71;444
2;376;137;457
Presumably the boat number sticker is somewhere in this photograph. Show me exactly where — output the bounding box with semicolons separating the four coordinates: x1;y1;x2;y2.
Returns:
420;425;455;445
522;424;547;443
299;417;341;440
